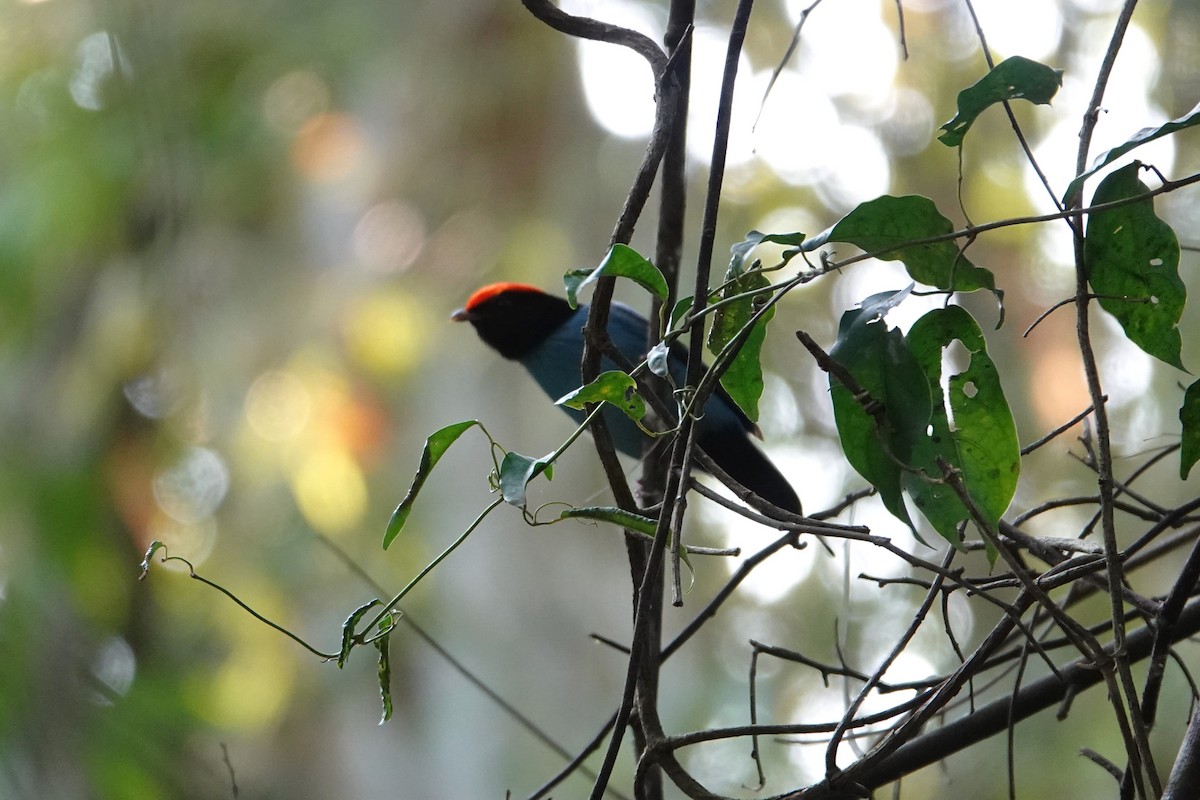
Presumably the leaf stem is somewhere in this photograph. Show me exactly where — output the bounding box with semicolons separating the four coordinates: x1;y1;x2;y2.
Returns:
360;498;504;639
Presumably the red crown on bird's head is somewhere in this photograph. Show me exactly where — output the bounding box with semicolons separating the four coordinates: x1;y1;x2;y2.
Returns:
462;282;545;311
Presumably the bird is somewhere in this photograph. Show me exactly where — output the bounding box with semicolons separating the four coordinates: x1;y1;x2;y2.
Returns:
451;282;801;516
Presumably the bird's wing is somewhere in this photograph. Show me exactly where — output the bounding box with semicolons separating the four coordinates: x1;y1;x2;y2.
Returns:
606;301;760;437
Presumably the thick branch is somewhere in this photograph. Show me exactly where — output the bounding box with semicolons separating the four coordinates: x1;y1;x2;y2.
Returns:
795;597;1200;798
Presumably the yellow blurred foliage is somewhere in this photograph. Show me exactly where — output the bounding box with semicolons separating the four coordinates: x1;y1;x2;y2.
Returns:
289;445;367;536
185;584;296;731
342;289;431;377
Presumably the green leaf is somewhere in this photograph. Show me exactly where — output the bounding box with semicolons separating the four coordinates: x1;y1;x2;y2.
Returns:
711;301;773;423
338;599;381;668
729;230;807;271
826;296;1018;553
563;244;669;309
1064;101;1200;203
384;420;481;549
498;450;553;508
828;290;930;534
1084;162;1185;370
903;306;1020;556
1182;380;1200;479
375;616;395;724
556;370;647;422
706;235;791;422
559;505;657;536
804;195;996;295
558;506;691;573
938;55;1063;147
670;296;693;329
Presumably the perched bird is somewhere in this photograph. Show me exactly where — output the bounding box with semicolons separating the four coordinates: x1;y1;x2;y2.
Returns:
451;282;801;515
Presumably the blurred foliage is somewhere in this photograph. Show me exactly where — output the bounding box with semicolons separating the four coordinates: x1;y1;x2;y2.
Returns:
0;0;1198;798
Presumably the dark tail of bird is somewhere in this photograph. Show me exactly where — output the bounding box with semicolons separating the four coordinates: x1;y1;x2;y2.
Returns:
697;431;801;516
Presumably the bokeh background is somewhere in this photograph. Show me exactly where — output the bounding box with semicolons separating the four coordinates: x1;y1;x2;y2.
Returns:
2;0;1199;797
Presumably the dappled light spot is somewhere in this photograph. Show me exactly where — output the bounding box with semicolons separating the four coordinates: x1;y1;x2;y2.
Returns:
697;483;816;605
352;200;426;274
290;445;367;535
1097;317;1156;408
245;370;311;442
754;72;840;186
263;69;331;134
291;112;368;183
971;0;1062;61
882;88;935;157
782;690;865;779
698;441;846;605
153;446;230;524
813;125;892;211
1066;0;1133;17
684;26;755;167
70;31;126;111
124;370;185;420
786;0;898;109
192;600;295;730
147;513;219;570
1026;25;1168;212
573;0;659;140
89;636;136;705
343;289;431;376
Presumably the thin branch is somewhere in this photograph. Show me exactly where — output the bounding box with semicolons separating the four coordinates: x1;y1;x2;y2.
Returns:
825;549;955;775
528;712;625;800
803;597;1200;796
1069;3;1158;795
817;170;1200;273
520;0;667;78
962;0;1065;219
754;0;826;131
1163;710;1200;800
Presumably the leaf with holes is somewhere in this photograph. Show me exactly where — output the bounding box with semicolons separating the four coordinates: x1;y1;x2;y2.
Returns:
804;195;996;296
338;599;380;667
1085;162;1185;370
903;306;1019;557
938;55;1063;147
375;616;395;724
828;290;931;534
556;370;646;422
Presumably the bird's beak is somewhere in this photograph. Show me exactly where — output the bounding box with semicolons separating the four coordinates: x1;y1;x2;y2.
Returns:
450;307;470;322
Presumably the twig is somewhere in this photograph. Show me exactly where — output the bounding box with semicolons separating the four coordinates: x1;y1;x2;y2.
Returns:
1163;710;1200;799
1070;3;1159;795
604;5;758;794
825;549;955;775
754;0;826;131
892;0;908;59
805;597;1200;796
